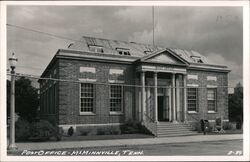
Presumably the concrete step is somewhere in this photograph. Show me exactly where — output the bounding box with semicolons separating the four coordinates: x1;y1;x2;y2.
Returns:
157;129;195;133
157;132;200;137
156;122;199;137
157;130;194;133
157;128;192;131
157;125;192;129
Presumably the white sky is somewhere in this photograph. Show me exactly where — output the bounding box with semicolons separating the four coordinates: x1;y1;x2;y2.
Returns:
6;5;243;87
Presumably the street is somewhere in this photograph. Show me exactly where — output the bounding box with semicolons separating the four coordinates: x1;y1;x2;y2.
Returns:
82;139;243;156
10;139;243;156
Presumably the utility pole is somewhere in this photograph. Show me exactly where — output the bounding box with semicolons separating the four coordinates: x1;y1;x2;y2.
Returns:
152;6;155;47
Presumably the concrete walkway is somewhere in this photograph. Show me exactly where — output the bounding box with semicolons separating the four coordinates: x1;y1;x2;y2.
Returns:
15;134;243;151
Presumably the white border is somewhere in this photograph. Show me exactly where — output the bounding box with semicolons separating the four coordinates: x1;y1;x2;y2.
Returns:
0;1;249;161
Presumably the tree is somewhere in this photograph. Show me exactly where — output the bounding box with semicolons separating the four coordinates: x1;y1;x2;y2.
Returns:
7;77;39;122
228;82;243;126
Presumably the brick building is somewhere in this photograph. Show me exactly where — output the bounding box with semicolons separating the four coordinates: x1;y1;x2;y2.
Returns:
39;36;230;136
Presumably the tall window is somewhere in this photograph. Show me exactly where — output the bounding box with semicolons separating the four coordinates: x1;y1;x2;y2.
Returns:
187;88;198;112
80;83;94;113
110;85;123;112
207;88;217;112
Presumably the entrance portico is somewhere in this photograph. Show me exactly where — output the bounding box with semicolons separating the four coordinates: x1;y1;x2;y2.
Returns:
136;64;187;123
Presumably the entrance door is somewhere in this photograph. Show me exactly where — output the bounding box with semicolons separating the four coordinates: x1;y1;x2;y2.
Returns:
158;96;170;121
158;96;164;121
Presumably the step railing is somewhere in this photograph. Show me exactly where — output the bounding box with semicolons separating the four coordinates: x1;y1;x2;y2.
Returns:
143;112;157;136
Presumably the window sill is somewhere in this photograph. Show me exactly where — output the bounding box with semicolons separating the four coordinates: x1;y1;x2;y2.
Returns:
208;111;217;114
79;112;96;116
187;111;198;114
109;112;123;115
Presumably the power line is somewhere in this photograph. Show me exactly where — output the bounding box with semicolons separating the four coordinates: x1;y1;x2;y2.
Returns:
7;72;236;89
7;23;150;54
7;23;78;42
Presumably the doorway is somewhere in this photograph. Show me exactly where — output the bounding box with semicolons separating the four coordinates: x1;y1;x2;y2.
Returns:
158;96;169;122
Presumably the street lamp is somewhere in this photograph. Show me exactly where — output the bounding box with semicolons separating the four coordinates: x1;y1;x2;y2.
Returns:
8;52;18;150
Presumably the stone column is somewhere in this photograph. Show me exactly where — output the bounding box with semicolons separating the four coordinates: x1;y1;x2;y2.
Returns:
168;85;172;121
176;74;180;121
141;72;146;122
172;73;177;122
183;74;187;122
154;72;158;122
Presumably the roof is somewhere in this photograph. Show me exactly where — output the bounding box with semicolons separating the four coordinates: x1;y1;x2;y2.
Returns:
68;36;218;65
39;36;230;80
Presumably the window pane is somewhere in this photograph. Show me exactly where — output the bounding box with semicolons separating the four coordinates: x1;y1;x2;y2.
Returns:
110;85;122;112
187;88;197;111
207;88;216;111
80;83;94;112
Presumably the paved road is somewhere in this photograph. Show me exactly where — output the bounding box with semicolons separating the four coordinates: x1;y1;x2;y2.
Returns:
82;139;243;156
13;139;243;156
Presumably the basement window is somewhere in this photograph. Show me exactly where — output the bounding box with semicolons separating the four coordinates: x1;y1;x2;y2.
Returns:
116;48;131;56
88;45;104;53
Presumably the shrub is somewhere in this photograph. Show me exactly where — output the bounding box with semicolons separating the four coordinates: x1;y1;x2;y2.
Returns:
223;122;233;130
97;127;106;135
110;126;121;135
67;127;74;136
120;120;140;134
29;120;57;141
120;125;139;134
77;127;92;136
137;124;152;135
15;118;31;141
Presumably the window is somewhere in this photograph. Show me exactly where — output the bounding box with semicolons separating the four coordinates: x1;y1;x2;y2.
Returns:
191;56;203;63
80;83;95;113
110;85;123;113
116;48;130;56
144;50;152;54
88;45;104;53
187;88;198;112
207;88;217;112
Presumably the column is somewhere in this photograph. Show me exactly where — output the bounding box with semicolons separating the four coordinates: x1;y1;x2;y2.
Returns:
146;86;151;116
176;75;180;121
172;73;176;122
183;74;187;122
168;86;172;121
154;72;158;122
141;72;146;122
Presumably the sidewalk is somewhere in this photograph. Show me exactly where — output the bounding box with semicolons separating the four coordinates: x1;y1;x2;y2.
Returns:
15;134;243;151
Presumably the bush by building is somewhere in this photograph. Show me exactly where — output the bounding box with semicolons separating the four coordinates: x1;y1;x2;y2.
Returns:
29;120;60;141
15;118;31;141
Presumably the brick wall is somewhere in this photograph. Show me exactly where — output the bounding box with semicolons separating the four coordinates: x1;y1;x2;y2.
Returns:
186;69;229;122
57;58;136;125
39;61;59;125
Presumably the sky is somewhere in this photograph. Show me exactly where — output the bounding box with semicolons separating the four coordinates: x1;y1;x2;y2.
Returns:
6;5;243;87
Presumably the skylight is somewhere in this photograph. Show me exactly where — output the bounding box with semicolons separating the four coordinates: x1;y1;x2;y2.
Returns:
116;48;131;56
88;45;104;53
191;56;203;63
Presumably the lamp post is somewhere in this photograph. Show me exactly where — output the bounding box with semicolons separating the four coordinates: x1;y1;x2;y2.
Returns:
8;53;18;150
